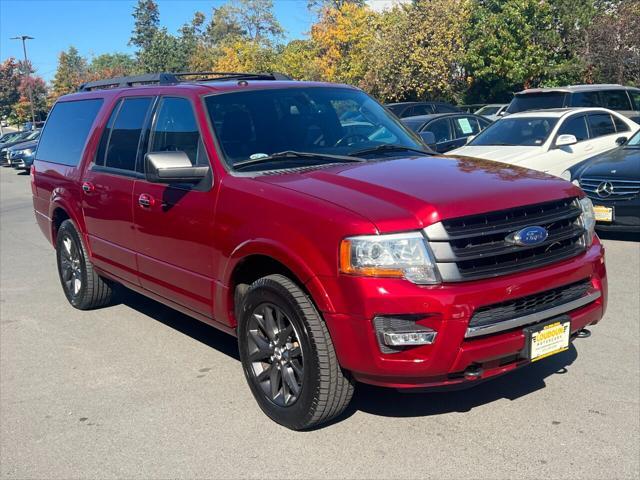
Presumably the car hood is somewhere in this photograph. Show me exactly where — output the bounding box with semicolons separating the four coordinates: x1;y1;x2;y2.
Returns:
8;139;38;152
255;155;579;232
448;145;543;165
578;147;640;180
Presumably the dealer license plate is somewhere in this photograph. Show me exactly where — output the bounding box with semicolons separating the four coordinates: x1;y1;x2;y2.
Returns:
593;205;613;223
524;318;571;362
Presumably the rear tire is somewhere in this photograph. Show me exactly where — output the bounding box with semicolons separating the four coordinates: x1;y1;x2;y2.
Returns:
56;219;114;310
238;274;354;430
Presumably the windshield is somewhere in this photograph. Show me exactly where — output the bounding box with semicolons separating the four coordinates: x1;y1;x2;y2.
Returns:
468;117;558;146
1;133;22;143
25;130;40;141
507;92;567;113
626;130;640;147
205;87;423;171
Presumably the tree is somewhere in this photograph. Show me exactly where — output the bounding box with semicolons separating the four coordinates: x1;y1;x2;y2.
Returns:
464;0;563;102
89;53;137;79
275;39;320;80
0;58;21;122
232;0;284;44
138;28;190;73
364;0;471;102
51;46;88;98
13;75;47;124
212;39;279;72
130;0;160;54
204;5;245;46
584;0;640;84
310;3;374;85
307;0;365;10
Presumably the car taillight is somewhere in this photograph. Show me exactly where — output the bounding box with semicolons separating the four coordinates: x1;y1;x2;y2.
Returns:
30;164;36;195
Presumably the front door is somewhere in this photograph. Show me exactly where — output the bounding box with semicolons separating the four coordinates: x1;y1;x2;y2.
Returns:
82;96;154;285
133;96;217;317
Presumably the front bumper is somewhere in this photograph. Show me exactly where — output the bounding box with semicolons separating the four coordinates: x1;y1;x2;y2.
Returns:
319;239;607;389
593;198;640;233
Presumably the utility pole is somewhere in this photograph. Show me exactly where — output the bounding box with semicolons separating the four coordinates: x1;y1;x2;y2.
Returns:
10;35;36;128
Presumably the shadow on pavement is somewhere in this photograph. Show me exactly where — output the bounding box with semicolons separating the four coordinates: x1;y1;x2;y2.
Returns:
597;230;639;242
113;285;582;425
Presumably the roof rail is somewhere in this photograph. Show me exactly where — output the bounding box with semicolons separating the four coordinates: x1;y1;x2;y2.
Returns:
79;71;293;91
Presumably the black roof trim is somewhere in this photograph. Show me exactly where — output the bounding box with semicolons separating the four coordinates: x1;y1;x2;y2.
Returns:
78;71;293;92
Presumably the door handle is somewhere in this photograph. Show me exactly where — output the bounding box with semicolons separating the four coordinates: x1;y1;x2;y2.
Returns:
81;182;95;193
138;193;154;208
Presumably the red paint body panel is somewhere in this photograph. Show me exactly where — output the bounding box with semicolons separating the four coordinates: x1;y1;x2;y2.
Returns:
32;80;608;390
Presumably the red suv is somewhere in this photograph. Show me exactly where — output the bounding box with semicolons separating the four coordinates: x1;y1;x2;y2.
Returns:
32;72;607;430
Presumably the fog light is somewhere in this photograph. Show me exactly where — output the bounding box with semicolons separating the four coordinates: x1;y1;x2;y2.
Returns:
383;329;436;346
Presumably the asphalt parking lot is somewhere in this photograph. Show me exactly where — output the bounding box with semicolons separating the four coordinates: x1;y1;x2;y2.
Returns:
0;166;638;480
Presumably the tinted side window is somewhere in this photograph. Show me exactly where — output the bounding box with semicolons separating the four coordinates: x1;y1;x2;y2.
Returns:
569;92;601;107
600;90;632;110
612;115;629;132
411;104;432;116
35;99;103;166
424;118;452;143
588;113;616;138
452;116;481;138
629;91;640;110
95;101;119;166
557;115;588;141
103;97;152;171
434;104;459;113
150;97;207;166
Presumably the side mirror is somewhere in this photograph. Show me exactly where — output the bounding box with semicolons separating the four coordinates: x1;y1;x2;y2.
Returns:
615;136;627;146
498;110;507;117
145;151;209;184
555;134;577;148
419;131;436;146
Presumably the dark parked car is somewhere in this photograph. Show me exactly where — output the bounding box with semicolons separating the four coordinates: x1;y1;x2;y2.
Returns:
9;138;38;171
386;101;461;118
506;84;640;122
33;72;605;430
564;129;640;233
1;130;40;166
401;113;492;153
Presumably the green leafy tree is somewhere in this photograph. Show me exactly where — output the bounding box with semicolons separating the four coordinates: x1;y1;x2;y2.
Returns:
89;53;137;78
204;5;245;46
0;58;21;122
130;0;160;54
138;28;190;73
51;46;88;98
364;0;471;102
233;0;284;44
464;0;563;101
275;39;320;80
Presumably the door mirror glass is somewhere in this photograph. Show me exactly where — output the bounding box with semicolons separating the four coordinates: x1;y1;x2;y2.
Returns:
145;151;209;183
555;134;577;147
419;131;436;146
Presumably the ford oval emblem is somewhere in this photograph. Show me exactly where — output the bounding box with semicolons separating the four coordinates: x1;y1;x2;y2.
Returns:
506;226;548;246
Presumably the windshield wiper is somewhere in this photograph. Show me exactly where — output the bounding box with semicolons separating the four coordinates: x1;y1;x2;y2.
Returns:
350;144;432;157
233;151;366;171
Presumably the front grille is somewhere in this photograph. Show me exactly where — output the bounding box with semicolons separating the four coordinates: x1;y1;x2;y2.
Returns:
470;279;591;329
580;177;640;201
424;198;587;282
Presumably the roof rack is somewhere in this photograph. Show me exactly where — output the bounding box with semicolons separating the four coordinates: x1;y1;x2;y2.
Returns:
79;71;293;92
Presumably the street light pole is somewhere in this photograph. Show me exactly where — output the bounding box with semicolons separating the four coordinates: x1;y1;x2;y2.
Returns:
10;35;36;128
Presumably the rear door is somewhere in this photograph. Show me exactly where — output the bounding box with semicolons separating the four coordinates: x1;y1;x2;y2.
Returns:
82;96;154;285
449;116;485;151
132;96;216;317
586;112;621;155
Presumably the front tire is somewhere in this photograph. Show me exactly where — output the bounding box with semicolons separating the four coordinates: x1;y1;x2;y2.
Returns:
56;219;114;310
238;274;354;430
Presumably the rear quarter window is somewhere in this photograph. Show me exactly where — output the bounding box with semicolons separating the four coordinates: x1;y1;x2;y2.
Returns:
36;98;103;166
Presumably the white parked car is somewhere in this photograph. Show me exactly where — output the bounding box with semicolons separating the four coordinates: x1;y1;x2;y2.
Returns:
475;104;508;121
449;108;639;177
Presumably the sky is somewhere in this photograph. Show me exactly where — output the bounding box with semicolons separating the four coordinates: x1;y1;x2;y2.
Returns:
0;0;319;82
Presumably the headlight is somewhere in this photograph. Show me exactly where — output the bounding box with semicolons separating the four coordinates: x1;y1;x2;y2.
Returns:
339;232;439;284
579;197;596;246
20;148;34;157
560;170;572;181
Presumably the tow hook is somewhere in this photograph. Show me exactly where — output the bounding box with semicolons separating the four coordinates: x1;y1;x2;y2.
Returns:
577;328;591;338
464;366;483;380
